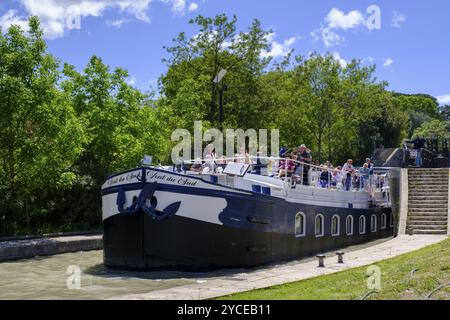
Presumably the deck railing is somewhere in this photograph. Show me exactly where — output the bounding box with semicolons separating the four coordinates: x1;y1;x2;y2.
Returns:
181;156;389;194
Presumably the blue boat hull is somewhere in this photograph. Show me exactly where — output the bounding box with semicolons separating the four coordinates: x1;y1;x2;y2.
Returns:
103;195;393;271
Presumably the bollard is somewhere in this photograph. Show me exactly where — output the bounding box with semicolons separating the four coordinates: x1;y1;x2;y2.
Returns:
316;254;325;268
336;251;345;264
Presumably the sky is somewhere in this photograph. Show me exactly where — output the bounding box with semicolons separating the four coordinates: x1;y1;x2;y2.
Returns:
0;0;449;105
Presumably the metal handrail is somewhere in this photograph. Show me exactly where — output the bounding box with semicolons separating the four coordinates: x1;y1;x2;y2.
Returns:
181;155;389;193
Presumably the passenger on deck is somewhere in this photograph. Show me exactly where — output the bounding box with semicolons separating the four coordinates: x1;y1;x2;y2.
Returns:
216;156;227;173
278;152;296;179
191;158;203;173
319;166;331;188
203;144;216;173
324;161;334;169
297;144;312;185
352;170;361;190
331;166;343;188
236;147;251;164
342;159;355;191
365;158;374;174
359;163;371;190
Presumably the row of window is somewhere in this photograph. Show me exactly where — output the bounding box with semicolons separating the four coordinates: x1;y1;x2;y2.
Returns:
294;213;387;237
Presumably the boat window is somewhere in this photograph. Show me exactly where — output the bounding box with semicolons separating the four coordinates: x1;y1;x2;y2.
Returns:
331;215;340;236
315;214;324;237
295;212;306;237
371;215;377;233
381;214;387;230
346;216;354;235
359;216;366;234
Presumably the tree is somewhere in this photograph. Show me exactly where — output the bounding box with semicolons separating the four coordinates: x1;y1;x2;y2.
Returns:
0;17;85;233
413;119;450;139
160;14;273;132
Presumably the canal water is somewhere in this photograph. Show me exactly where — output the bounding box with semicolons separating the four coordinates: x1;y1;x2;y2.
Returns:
0;250;225;300
0;238;394;300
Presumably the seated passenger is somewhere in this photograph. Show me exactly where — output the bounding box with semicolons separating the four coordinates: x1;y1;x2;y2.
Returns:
190;158;203;173
319;166;331;188
216;156;227;173
278;152;296;179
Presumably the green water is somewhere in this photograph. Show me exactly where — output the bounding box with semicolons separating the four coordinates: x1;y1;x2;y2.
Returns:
0;250;199;300
0;237;395;300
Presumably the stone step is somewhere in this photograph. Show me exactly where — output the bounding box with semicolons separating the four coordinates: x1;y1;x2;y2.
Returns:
407;225;448;231
408;203;448;208
409;208;448;212
408;196;448;200
409;169;449;171
409;172;449;176
409;176;449;179
409;182;448;186
409;192;448;196
409;198;448;203
408;211;448;221
408;214;448;219
409;230;448;235
409;190;448;194
408;209;448;217
407;220;447;226
408;174;449;178
408;184;449;188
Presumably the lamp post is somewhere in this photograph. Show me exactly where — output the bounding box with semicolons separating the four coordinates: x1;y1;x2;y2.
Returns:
213;69;227;131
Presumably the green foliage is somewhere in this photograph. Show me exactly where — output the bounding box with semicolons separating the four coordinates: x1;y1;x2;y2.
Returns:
0;18;166;236
413;119;450;139
0;17;86;234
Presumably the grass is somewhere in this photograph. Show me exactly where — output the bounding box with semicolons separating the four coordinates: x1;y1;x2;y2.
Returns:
218;237;450;300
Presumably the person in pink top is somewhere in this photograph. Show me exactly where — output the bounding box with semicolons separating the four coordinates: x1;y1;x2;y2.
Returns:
278;152;296;178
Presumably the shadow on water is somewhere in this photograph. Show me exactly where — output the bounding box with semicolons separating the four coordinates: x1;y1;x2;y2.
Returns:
85;236;395;281
84;263;251;280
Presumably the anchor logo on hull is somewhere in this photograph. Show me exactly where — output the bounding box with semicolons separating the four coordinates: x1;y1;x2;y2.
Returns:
116;182;181;221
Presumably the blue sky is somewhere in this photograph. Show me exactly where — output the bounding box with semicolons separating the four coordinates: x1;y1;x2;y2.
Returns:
1;0;449;104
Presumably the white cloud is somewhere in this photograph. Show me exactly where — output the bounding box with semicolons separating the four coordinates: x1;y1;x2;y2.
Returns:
391;11;407;28
383;58;394;67
311;8;368;48
0;0;193;39
106;18;128;28
332;52;347;68
126;76;137;86
325;8;365;30
437;94;450;105
0;9;30;32
168;0;186;14
311;27;343;48
188;2;198;12
261;33;298;59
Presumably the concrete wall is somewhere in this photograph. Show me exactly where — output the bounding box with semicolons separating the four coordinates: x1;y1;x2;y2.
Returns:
398;169;409;235
0;234;102;262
